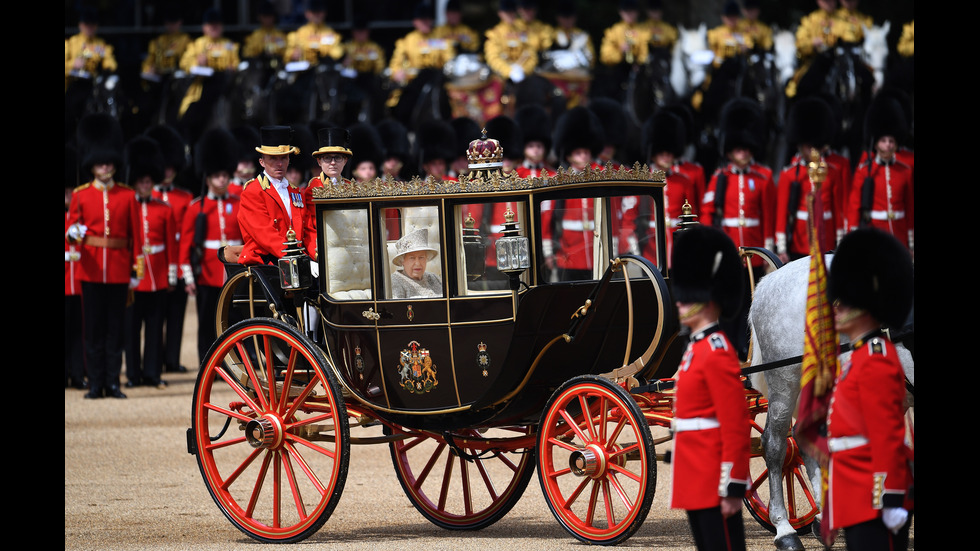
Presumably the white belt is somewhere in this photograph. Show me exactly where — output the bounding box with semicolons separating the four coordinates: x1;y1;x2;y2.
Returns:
721;217;760;228
828;435;868;452
204;239;243;250
870;210;905;220
562;220;595;231
142;244;166;255
672;417;720;432
795;210;832;221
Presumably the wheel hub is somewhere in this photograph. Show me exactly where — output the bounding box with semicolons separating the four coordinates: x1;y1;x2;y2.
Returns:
245;415;284;449
568;443;607;478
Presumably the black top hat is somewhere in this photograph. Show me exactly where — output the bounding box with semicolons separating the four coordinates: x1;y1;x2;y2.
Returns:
670;224;744;319
723;0;741;17
413;1;434;20
255;126;298;156
499;0;517;13
125;137;166;185
78;7;99;24
313;127;352;157
828;228;914;329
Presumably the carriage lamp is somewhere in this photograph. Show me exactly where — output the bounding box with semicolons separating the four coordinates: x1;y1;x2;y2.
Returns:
462;212;487;280
278;229;312;291
494;207;530;282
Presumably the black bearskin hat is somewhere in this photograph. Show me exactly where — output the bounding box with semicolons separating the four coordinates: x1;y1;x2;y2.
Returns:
124;136;165;185
76;113;124;174
642;109;686;160
514;104;553;154
670;224;744;319
786;95;836;150
587;97;630;151
864;89;910;147
347;123;385;173
450;116;483;159
194;127;239;179
553;106;604;161
290;123;317;175
719;97;765;157
231;125;262;165
663;102;696;147
828;228;913;329
144;124;189;172
484;115;524;161
375;118;412;164
415;119;458;165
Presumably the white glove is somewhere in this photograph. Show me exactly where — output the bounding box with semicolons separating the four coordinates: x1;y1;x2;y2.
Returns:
129;277;140;290
882;507;908;534
310;261;320;278
340;67;357;79
67;223;88;242
509;65;525;83
168;265;178;287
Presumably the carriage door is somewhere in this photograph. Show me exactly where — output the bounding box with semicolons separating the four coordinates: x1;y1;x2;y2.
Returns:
374;204;456;411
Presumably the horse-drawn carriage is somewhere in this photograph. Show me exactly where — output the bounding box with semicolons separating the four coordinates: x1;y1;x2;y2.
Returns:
186;131;822;545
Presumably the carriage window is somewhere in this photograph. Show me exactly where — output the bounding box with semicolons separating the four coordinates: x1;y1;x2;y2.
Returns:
320;208;372;300
543;195;664;282
456;201;527;293
381;206;444;299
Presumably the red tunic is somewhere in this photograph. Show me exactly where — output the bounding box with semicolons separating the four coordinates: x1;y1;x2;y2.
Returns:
673;160;706;216
775;154;842;257
65;181;138;284
847;158;914;252
669;325;751;510
133;197;178;292
180;194;243;288
152;184;194;248
238;174;317;265
827;332;913;530
701;164;776;266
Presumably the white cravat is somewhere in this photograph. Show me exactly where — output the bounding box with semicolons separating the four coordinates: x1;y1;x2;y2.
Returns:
266;173;292;221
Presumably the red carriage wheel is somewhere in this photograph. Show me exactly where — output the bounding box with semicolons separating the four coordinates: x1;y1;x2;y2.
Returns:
743;413;818;535
191;318;349;543
537;376;656;545
387;425;536;530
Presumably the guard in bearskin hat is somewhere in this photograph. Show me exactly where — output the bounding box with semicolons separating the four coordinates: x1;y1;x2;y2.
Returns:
123;136;177;390
347;123;385;183
634;108;696;263
414;119;458;181
375;118;412;182
849;92;914;256
66;113;136;399
229;125;262;195
775;95;844;263
547;107;604;281
513;104;555;177
701;99;776;360
144;124;195;374
587;97;633;168
825;227;914;551
668;223;750;551
180;127;242;365
702;97;776;276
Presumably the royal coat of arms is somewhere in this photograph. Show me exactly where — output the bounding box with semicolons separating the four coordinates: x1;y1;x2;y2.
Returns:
397;340;438;394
